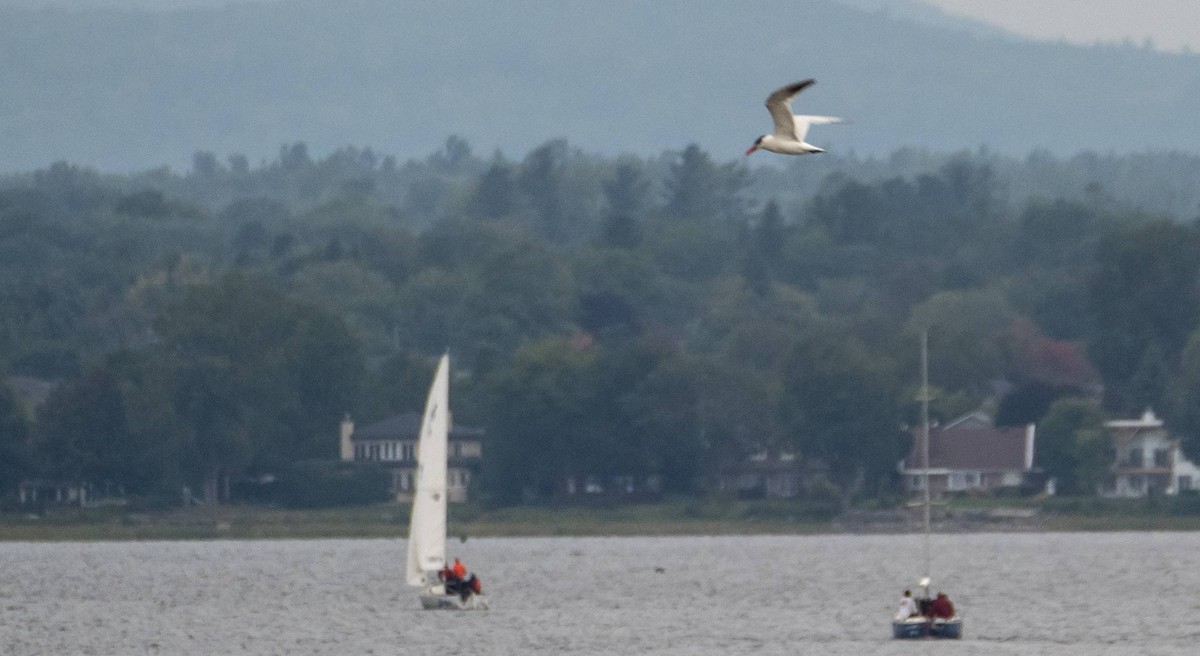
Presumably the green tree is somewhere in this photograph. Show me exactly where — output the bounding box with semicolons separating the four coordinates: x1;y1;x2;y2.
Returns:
359;351;439;420
662;144;748;223
781;335;903;509
472;161;517;219
740;199;788;296
1088;221;1200;411
1168;330;1200;462
0;376;31;498
518;139;570;241
462;237;577;359
35;365;152;496
622;351;775;495
905;289;1014;393
598;161;649;249
1036;397;1107;495
479;337;601;503
155;273;363;502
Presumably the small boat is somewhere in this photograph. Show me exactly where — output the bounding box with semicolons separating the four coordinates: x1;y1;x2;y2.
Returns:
892;331;962;639
891;577;963;639
405;354;488;611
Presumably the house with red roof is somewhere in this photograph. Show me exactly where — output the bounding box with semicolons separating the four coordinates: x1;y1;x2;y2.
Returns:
898;411;1038;496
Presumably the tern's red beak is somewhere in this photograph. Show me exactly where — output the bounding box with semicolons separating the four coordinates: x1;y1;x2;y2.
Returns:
744;144;758;156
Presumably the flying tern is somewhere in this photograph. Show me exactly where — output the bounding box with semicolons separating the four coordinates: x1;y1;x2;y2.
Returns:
745;79;844;156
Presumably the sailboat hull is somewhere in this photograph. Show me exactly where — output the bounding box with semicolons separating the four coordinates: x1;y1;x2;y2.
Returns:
892;616;962;639
420;593;489;611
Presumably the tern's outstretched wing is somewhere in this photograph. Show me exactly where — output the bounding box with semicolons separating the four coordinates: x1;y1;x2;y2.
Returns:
792;115;844;143
764;79;815;140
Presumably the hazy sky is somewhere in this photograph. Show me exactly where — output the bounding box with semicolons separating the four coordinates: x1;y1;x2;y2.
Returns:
4;0;1198;53
919;0;1200;52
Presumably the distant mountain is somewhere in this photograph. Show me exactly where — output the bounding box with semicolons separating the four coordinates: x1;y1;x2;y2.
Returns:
1;0;1198;172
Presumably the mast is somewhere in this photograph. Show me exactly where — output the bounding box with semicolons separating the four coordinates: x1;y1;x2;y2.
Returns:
920;329;931;584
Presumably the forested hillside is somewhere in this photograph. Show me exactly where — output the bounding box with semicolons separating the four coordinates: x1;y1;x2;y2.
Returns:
2;139;1200;506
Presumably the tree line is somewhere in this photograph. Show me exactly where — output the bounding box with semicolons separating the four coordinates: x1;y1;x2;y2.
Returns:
2;138;1200;507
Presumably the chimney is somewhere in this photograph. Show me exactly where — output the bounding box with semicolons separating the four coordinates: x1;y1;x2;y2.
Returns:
1025;424;1036;471
339;414;354;461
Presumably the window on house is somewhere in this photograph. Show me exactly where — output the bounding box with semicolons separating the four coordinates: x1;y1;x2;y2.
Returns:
402;442;415;462
1126;448;1143;468
1154;449;1170;467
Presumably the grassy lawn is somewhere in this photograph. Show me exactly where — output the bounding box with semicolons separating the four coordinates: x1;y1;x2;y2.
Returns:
0;498;836;541
4;496;1200;541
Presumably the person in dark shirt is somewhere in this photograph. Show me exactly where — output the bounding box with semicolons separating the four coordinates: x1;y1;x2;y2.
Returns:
438;563;461;595
929;592;955;619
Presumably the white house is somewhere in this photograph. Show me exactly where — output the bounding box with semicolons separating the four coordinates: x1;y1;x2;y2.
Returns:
1101;409;1200;497
339;413;483;503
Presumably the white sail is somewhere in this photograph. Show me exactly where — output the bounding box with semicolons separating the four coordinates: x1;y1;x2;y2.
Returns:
405;354;450;587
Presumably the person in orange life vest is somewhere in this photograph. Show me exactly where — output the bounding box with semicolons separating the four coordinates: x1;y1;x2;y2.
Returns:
452;557;467;579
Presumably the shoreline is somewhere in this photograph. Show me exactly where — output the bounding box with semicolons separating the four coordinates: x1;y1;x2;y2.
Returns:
5;501;1200;541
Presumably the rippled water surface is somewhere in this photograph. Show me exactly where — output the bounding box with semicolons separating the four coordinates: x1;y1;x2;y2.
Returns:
3;532;1199;655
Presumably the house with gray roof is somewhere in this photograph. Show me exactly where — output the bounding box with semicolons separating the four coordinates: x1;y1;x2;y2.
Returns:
338;412;483;503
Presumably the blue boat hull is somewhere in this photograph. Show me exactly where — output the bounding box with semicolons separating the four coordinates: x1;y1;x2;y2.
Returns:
892;617;963;639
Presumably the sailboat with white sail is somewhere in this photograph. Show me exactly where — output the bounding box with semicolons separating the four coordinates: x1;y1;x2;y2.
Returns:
892;331;962;639
405;353;488;610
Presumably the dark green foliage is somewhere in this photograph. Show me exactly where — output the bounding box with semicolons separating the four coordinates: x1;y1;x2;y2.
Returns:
602;161;650;224
1168;331;1200;462
663;144;749;224
472;162;517;220
270;460;392;508
781;333;904;508
0;374;31;497
143;273;363;501
995;381;1075;427
35;365;154;492
1036;398;1107;495
115;190;171;219
1088;221;1200;411
2;139;1198;509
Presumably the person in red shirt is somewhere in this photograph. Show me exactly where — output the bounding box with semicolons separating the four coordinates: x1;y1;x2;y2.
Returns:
930;592;955;619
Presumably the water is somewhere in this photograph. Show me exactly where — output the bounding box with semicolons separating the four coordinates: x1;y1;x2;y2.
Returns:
2;532;1198;655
